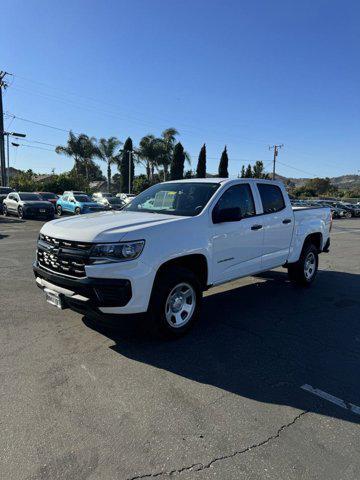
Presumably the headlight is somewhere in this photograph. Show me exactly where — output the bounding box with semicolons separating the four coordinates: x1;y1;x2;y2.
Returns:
90;240;145;264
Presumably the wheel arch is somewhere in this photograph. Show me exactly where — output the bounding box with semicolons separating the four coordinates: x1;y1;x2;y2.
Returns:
153;254;209;291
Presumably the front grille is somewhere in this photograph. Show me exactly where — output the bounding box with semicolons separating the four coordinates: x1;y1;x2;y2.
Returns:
37;234;92;278
27;207;52;215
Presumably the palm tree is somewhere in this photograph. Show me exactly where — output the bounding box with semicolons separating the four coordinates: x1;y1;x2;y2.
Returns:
156;128;191;180
56;132;100;181
55;131;83;173
97;137;122;192
137;134;164;180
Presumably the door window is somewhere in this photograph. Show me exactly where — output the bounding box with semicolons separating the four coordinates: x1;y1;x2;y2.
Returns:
213;184;255;219
257;184;285;213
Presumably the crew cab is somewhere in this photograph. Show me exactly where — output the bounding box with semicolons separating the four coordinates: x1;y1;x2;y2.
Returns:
33;179;331;337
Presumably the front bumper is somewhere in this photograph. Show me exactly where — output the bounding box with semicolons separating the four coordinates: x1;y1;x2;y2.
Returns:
33;257;155;315
33;262;132;314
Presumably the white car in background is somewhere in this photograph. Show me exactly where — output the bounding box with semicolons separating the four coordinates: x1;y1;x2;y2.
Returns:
116;193;136;203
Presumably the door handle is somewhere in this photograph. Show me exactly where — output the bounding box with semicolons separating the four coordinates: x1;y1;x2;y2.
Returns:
251;224;263;230
282;218;292;224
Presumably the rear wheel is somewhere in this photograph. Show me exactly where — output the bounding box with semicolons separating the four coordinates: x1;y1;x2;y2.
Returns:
148;266;202;338
75;207;81;215
56;205;62;216
287;243;318;287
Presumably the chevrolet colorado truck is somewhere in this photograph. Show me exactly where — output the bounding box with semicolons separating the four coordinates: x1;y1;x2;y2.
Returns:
33;179;331;337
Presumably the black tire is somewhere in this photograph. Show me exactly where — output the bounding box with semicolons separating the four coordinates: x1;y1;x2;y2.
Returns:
287;243;318;287
75;207;81;215
47;213;55;220
3;204;8;216
56;205;62;216
18;206;25;219
148;266;202;338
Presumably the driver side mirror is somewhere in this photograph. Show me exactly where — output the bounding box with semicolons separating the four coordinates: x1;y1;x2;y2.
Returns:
212;207;242;224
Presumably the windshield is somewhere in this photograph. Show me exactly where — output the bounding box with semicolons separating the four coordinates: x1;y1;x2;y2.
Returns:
74;195;91;202
125;182;220;217
40;193;57;199
19;193;42;201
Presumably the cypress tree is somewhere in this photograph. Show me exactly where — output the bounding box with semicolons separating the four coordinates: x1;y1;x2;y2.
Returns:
218;146;229;178
120;137;134;193
196;144;206;178
245;163;252;178
240;165;246;178
170;142;185;180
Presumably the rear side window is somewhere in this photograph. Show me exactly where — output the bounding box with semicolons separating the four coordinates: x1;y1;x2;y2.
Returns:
214;184;256;218
257;184;285;214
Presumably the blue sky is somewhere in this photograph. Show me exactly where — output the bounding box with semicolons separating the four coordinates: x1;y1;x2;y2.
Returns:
1;0;359;178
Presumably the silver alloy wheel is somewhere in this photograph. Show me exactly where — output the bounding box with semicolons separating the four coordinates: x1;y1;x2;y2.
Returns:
304;252;316;280
165;282;196;328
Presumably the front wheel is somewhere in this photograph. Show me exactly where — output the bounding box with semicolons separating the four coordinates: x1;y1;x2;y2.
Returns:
148;266;202;338
56;205;62;216
3;204;8;216
287;243;318;287
75;207;81;215
18;206;25;219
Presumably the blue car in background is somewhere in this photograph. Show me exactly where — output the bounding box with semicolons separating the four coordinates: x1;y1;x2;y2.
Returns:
56;192;106;216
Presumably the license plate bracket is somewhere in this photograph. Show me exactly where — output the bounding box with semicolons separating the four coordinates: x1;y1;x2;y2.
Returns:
44;289;64;309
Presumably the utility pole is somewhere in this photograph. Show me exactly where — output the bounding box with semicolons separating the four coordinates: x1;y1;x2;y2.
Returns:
4;131;26;185
128;150;132;194
0;71;9;186
269;144;284;180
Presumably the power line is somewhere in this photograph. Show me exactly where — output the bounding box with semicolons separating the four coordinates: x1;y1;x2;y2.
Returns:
4;113;76;134
14;143;55;152
276;160;319;177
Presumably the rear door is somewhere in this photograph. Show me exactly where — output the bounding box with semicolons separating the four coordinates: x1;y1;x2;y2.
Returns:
211;183;264;283
256;183;294;269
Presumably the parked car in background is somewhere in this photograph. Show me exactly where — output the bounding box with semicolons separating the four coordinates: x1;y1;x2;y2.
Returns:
103;196;126;210
36;192;59;206
92;192;113;202
332;202;360;217
93;193;126;210
0;186;15;214
116;193;136;203
3;192;55;219
56;192;106;216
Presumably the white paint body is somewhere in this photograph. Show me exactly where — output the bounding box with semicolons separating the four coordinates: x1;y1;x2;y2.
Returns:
39;179;331;314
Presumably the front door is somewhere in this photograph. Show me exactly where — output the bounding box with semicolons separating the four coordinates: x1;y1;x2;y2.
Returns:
211;183;264;284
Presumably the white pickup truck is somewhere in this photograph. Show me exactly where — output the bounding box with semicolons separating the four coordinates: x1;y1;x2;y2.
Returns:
33;179;331;337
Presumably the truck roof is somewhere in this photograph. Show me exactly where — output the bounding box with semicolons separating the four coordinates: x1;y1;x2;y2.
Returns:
164;177;284;186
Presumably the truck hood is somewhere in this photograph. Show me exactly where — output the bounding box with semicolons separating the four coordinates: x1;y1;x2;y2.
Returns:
40;210;186;242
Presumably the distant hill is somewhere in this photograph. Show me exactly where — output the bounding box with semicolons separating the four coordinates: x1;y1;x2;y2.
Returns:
274;174;360;190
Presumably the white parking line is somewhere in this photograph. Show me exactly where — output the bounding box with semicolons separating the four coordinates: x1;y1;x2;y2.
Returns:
301;384;360;415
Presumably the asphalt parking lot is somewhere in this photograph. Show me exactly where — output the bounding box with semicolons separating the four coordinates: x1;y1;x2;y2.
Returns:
1;216;359;480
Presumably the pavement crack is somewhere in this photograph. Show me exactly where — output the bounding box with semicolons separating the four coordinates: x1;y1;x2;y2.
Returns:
127;410;309;479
